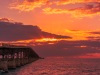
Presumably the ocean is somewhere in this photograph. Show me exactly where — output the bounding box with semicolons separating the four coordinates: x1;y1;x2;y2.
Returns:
1;57;100;75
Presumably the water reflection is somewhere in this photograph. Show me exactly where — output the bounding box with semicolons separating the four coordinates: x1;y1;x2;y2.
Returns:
1;57;100;75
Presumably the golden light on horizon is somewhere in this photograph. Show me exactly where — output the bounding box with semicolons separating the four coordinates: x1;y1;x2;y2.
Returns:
35;38;59;42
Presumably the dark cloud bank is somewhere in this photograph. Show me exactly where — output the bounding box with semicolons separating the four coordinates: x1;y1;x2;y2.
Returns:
33;40;100;57
0;21;71;41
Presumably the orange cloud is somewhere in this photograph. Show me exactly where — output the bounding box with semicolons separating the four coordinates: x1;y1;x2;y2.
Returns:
56;0;100;5
64;29;100;40
10;0;100;17
64;29;90;40
43;3;100;17
87;31;100;41
43;7;69;14
10;0;50;11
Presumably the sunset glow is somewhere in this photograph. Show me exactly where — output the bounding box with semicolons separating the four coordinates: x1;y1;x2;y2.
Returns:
0;0;100;58
35;38;58;42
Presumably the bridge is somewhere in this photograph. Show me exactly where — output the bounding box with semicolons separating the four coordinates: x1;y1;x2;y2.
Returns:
0;44;40;72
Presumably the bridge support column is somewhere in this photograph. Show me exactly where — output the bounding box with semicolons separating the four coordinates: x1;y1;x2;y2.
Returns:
8;54;16;69
15;52;21;67
20;51;24;66
0;55;8;72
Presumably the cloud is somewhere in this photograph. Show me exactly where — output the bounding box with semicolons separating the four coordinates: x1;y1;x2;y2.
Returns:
11;39;100;57
10;0;100;17
10;0;50;11
89;31;100;34
87;36;100;41
33;40;100;57
0;18;71;41
86;31;100;40
43;7;69;14
41;31;70;39
64;29;91;40
43;2;100;17
56;0;100;5
0;18;13;22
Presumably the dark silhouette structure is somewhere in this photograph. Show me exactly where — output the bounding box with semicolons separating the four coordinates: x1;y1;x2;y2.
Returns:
0;44;40;72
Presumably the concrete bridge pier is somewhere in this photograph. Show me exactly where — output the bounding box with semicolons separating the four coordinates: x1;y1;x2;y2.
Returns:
8;59;16;69
8;49;16;69
0;55;8;72
15;52;21;67
20;51;24;66
0;60;8;72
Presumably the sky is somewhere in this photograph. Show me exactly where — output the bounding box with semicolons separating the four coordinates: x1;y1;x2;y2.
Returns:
0;0;100;58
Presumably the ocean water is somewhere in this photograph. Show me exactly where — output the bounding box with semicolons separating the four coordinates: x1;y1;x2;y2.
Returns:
1;57;100;75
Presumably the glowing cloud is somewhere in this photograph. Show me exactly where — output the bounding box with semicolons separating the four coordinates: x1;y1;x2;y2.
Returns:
43;7;69;14
56;0;100;5
35;38;58;42
10;0;100;17
43;3;100;17
64;29;90;40
10;0;49;11
64;29;100;40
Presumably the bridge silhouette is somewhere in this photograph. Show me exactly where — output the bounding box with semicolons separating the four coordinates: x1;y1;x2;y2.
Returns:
0;44;40;72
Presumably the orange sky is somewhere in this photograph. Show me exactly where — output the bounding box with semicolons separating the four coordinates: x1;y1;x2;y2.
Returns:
0;0;100;58
0;0;100;38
